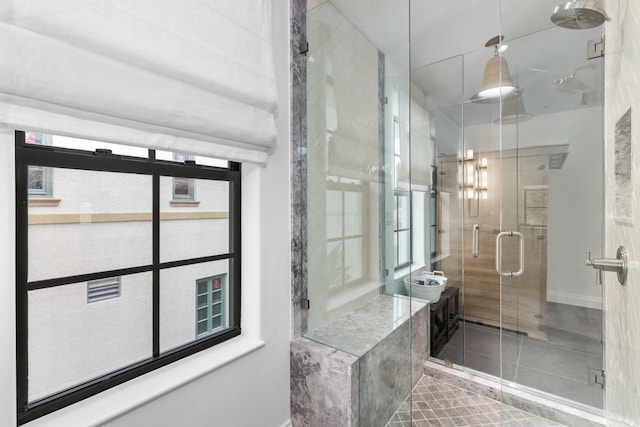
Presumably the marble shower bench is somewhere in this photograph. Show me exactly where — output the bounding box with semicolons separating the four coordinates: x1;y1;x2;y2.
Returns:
290;295;429;427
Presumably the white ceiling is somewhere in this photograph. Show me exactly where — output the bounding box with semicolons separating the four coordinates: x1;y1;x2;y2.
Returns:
327;0;605;128
410;0;604;127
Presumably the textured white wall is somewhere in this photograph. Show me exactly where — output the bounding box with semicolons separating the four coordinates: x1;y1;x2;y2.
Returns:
604;1;640;425
160;219;229;262
28;273;153;401
29;221;153;281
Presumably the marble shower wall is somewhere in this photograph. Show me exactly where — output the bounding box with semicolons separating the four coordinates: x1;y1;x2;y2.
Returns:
604;1;640;425
290;0;306;340
290;338;360;427
291;296;428;427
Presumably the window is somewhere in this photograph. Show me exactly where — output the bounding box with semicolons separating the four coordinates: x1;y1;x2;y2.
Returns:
15;131;241;424
394;191;411;270
25;132;53;197
326;177;367;291
196;275;227;338
173;153;195;200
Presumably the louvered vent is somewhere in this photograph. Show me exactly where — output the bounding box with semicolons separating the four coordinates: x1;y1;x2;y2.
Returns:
87;277;121;303
548;153;568;169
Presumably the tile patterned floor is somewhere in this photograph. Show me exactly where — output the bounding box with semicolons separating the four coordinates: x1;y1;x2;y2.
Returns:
436;302;604;408
386;375;565;427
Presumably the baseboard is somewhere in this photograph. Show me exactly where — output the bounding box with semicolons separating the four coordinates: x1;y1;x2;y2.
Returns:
279;420;292;427
547;290;602;310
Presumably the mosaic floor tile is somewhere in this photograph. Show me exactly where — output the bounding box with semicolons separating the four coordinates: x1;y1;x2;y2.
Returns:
386;375;565;427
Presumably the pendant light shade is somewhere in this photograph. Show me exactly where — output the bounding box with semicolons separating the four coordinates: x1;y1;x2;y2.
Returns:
471;36;522;103
494;95;534;124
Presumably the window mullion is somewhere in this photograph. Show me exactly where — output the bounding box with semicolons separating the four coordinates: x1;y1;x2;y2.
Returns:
15;131;30;412
152;159;160;357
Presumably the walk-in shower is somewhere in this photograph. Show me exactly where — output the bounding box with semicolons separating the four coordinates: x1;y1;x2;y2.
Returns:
412;0;606;417
293;0;618;425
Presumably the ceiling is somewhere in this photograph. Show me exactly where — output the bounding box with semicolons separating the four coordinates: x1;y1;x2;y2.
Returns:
327;0;605;130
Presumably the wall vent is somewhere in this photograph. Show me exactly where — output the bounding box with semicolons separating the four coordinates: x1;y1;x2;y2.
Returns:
87;277;121;303
548;153;568;169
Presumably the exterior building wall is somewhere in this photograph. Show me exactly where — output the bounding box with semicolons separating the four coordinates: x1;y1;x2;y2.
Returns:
160;259;229;352
28;273;153;401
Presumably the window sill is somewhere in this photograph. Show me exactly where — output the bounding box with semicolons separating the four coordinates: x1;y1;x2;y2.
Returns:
169;200;200;207
394;263;426;280
25;336;265;427
28;198;61;207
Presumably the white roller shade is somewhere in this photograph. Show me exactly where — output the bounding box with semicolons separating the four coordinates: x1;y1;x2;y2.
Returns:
0;0;277;165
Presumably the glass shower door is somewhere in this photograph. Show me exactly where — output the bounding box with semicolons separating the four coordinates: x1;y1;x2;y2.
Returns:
497;20;605;411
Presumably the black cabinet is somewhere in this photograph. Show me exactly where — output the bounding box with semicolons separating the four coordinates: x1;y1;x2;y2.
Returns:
430;286;459;357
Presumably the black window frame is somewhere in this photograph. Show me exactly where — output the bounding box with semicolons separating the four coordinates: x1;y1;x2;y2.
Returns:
15;130;242;424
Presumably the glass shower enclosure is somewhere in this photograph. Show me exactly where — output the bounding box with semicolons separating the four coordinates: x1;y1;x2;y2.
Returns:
296;0;607;425
298;1;418;426
414;0;606;414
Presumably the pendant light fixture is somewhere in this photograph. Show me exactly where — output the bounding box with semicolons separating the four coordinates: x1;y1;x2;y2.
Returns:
471;35;522;103
493;95;534;124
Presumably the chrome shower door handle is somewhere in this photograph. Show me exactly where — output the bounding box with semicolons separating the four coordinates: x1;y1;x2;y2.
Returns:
472;224;480;258
496;231;524;277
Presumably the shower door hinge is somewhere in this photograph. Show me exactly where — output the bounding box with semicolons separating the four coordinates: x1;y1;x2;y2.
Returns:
589;368;606;389
587;38;604;59
382;97;389;105
298;41;309;55
300;298;310;310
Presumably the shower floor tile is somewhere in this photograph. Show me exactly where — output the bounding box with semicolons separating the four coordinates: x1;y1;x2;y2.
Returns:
386;375;565;427
435;303;604;410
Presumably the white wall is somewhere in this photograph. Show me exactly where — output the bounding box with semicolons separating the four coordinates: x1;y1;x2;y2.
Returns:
0;129;17;427
0;0;292;426
603;1;640;424
546;107;604;309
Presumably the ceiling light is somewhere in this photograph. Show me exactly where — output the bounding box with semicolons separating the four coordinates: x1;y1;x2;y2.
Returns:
471;36;522;104
493;95;534;124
